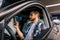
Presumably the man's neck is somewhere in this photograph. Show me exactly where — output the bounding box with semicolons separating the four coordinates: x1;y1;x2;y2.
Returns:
33;18;39;24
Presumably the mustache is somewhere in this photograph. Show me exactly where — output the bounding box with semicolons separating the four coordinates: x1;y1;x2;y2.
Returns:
30;18;35;21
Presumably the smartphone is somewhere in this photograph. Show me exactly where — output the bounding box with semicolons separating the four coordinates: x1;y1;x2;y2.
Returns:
14;16;22;23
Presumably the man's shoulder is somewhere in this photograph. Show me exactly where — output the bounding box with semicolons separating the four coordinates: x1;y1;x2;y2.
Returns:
39;19;44;24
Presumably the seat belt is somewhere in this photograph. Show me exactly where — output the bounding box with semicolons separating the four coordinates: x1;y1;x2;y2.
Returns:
24;21;42;40
24;23;36;40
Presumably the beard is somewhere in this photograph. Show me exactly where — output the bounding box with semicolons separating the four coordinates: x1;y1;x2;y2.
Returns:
30;18;35;21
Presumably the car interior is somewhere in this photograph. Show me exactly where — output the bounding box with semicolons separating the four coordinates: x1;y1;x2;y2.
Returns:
4;6;50;40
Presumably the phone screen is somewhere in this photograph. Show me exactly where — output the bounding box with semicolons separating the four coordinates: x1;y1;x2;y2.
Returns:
15;16;22;22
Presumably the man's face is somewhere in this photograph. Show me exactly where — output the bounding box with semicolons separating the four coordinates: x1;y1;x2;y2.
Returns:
29;12;36;21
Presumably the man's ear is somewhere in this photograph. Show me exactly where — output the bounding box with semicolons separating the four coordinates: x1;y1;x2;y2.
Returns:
36;14;39;17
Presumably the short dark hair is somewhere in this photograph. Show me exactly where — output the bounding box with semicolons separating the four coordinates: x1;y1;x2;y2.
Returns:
29;8;41;15
30;10;40;15
30;10;40;18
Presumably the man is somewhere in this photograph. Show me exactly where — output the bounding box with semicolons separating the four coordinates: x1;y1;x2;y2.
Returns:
14;10;47;40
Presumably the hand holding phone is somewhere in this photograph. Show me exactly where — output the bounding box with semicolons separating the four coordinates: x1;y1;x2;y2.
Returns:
13;17;19;29
14;21;19;29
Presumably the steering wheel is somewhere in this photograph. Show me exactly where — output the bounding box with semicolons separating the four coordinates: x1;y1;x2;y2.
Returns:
5;25;17;40
5;18;17;40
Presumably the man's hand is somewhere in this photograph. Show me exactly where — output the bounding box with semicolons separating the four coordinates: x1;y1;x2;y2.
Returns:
14;21;24;39
14;21;19;30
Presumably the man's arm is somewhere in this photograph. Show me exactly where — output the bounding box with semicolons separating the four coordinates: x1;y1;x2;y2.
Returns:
41;23;47;30
14;21;24;40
